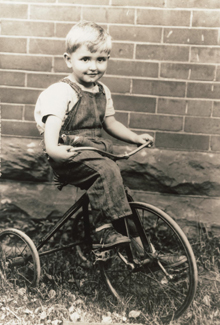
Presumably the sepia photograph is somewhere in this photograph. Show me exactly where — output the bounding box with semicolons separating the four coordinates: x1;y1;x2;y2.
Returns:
0;0;220;324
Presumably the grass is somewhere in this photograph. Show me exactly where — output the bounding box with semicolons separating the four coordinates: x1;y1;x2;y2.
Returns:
0;207;220;325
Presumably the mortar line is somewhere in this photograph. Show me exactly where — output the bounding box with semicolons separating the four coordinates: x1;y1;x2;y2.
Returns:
190;10;193;28
134;8;137;25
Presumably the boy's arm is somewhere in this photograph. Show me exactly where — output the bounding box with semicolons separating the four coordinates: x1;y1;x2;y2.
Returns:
103;115;153;145
44;115;76;162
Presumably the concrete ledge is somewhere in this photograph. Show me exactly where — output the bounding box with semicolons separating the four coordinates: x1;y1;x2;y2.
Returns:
1;180;220;236
2;137;220;197
133;190;220;226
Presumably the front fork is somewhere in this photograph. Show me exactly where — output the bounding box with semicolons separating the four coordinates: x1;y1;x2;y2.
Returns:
124;189;173;278
125;188;152;258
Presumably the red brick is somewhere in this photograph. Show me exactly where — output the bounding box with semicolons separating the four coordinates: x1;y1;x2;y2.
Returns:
187;83;220;99
1;104;23;120
130;113;183;131
193;11;220;28
158;98;186;115
190;65;215;82
110;25;162;43
54;57;70;73
111;43;134;59
112;0;165;6
156;132;209;151
137;9;190;26
167;0;220;9
161;63;215;81
0;54;52;72
29;39;65;55
27;73;66;89
56;23;80;38
30;4;80;21
133;79;186;97
2;121;39;137
185;116;220;134
102;76;130;93
211;136;220;151
161;63;188;79
213;102;220;117
0;37;27;53
0;3;28;19
82;7;135;24
58;0;109;4
164;28;218;46
191;47;220;64
112;95;156;113
215;66;220;81
1;20;55;37
0;71;25;87
0;87;41;105
107;60;158;78
24;105;35;121
136;44;189;62
187;100;212;116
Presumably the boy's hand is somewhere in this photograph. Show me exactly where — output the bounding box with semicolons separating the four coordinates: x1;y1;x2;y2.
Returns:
44;116;79;162
48;145;78;163
135;134;154;145
104;116;154;146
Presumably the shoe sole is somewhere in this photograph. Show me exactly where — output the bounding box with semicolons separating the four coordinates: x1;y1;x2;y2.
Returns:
92;238;131;250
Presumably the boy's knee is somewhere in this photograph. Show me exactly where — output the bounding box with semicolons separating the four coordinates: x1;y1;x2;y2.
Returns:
101;160;121;179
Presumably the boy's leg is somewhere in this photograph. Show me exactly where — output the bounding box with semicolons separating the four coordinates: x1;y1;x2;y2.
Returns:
50;151;131;248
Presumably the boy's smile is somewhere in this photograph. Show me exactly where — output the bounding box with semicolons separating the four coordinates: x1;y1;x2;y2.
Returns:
64;45;109;88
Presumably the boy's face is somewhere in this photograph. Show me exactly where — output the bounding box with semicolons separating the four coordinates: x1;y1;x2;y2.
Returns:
64;45;109;88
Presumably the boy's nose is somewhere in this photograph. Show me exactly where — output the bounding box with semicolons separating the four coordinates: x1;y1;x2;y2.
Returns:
89;61;97;70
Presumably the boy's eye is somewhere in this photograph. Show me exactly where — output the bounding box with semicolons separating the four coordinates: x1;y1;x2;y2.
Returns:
81;57;90;62
98;57;107;62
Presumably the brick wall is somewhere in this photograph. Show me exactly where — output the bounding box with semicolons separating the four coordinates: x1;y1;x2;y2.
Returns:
1;0;220;152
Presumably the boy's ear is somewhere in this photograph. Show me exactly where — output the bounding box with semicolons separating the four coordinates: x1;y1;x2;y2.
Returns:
63;52;72;68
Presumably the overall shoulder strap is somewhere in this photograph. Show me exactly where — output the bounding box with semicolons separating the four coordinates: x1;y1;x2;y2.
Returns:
59;78;82;135
60;78;82;97
96;82;105;95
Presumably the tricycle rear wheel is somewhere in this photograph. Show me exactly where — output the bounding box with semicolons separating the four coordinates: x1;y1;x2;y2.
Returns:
0;228;40;288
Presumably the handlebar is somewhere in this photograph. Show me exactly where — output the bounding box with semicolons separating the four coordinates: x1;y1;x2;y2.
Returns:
69;140;153;161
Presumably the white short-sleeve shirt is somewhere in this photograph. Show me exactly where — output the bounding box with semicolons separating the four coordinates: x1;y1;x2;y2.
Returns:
34;80;115;134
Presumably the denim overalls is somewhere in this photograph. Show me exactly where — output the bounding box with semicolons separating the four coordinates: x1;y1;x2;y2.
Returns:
49;78;131;226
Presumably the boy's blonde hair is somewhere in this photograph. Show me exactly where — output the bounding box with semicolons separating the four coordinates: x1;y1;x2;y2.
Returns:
66;21;112;54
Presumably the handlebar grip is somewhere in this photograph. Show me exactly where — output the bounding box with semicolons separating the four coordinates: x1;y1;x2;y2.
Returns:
137;140;153;148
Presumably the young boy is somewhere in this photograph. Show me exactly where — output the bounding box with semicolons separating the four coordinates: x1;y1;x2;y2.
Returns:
35;21;153;250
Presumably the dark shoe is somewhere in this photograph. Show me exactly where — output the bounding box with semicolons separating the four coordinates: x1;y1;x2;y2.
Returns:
92;226;131;249
158;254;187;267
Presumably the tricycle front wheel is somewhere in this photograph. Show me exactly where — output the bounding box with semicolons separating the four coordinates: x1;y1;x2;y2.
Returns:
101;202;198;323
